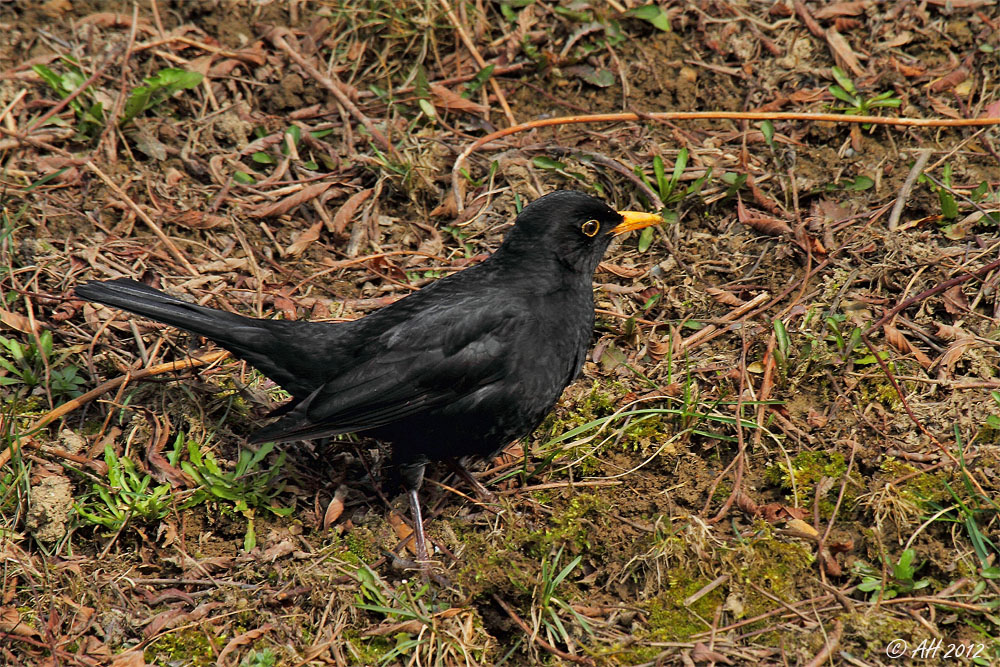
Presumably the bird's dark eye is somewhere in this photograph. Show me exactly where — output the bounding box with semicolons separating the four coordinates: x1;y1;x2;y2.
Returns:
581;219;600;237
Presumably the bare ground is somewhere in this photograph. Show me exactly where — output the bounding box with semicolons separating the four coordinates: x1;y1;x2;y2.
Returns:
1;1;999;665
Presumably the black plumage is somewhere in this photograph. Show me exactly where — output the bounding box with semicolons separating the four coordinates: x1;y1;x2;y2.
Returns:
74;190;662;564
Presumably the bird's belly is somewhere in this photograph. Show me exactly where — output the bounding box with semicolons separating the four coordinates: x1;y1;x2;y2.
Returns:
374;346;581;463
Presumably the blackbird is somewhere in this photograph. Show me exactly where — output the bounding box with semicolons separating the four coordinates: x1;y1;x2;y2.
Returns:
74;190;662;564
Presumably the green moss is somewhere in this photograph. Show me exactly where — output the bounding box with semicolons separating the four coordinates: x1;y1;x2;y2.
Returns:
347;526;380;561
876;459;950;508
765;450;860;518
732;528;814;600
537;380;677;476
857;380;902;410
146;627;223;666
522;492;609;556
644;568;726;641
537;381;622;439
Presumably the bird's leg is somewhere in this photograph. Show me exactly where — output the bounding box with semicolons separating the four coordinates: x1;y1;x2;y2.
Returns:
400;461;430;571
406;487;429;566
446;458;497;503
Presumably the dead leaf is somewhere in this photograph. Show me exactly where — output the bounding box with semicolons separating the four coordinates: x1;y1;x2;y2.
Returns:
0;606;41;638
706;287;744;307
41;0;72;17
217;624;273;667
598;262;646;278
928;66;969;93
927;96;962;119
388;510;417;556
935;322;969;340
806;409;829;428
891;56;925;77
111;649;148;667
880;31;913;49
825;28;864;75
260;539;296;563
330;188;373;235
0;308;39;335
819;548;843;576
430;84;487;113
430;191;458;218
362;619;424;636
933;337;977;377
786;518;819;539
285;220;323;257
883;324;933;368
941;285;969;315
248;182;333;218
170;210;228;230
323;484;349;529
692;642;735;665
812;2;867;18
144;602;224;637
738;197;792;236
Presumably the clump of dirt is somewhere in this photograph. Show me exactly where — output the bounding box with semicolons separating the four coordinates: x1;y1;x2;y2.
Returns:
26;473;73;544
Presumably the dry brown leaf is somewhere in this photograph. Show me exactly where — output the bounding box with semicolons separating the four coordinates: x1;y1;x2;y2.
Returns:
941;285;969;315
111;649;148;667
692;642;735;665
880;31;913;49
935;322;969;340
794;1;824;37
323;484;349;529
825;28;864;76
388;510;417;555
737;197;793;236
806;409;828;428
170;210;227;230
144;602;224;638
883;324;933;369
598;262;646;278
42;0;73;17
834;17;862;31
819;548;843;576
788;88;828;103
430;83;488;113
890;55;924;77
0;606;41;638
734;490;759;515
706;287;744;307
260;539;296;563
362;619;424;636
248;182;333;218
927;96;962;119
812;1;868;18
758;502;809;522
0;307;39;335
645;336;674;359
330;188;373;235
78;11;154;31
217;624;273;667
430;191;458;218
285;220;323;257
929;66;970;93
933;337;977;377
786;518;819;538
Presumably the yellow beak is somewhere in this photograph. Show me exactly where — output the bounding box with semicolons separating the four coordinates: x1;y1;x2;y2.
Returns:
612;210;664;235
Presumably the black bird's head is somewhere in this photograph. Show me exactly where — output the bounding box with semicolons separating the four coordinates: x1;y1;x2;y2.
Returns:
496;191;663;276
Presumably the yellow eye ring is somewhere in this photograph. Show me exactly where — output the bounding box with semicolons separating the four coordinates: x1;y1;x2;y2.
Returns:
581;219;600;237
